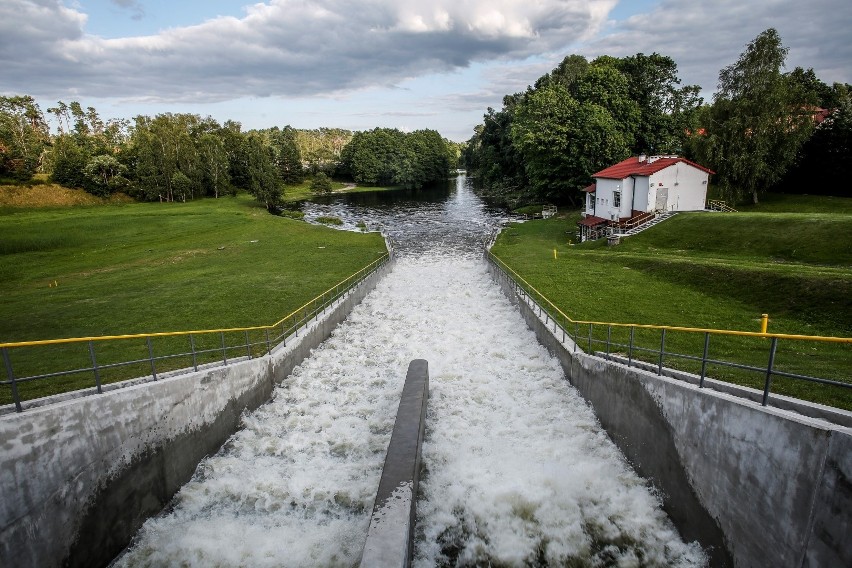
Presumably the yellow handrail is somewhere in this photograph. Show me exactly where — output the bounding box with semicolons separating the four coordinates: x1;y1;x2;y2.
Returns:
0;252;390;350
488;251;852;344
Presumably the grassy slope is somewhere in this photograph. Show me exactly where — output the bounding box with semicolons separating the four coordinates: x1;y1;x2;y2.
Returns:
492;195;852;409
0;194;386;403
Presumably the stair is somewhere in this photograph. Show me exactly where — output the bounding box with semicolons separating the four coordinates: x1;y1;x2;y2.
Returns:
620;212;677;236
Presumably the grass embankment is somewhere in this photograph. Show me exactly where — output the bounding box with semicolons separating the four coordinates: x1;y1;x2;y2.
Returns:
492;195;852;410
0;182;133;208
0;193;387;404
282;180;403;203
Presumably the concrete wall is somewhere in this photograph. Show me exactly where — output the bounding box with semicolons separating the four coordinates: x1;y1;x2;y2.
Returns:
360;359;429;568
0;257;394;568
488;260;852;568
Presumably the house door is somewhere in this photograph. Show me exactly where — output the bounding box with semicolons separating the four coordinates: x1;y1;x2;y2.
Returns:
655;188;668;212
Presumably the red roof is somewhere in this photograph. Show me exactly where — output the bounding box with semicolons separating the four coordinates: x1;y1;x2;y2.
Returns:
582;183;596;193
593;156;714;180
578;215;608;227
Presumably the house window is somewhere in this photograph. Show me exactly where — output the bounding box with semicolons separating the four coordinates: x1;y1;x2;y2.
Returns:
613;191;621;208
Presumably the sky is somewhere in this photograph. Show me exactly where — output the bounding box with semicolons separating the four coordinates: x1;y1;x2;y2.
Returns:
1;0;851;141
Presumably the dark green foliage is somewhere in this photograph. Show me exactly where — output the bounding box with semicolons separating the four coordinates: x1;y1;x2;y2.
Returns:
774;93;852;197
264;126;304;184
243;132;282;211
310;172;333;193
50;135;89;189
466;52;698;206
339;128;450;189
0;95;49;181
691;29;816;204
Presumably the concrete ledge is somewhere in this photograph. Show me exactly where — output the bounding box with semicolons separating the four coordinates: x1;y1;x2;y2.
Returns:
360;359;429;568
488;260;852;568
0;256;394;568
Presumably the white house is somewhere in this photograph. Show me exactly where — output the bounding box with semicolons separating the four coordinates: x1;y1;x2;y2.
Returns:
579;155;714;240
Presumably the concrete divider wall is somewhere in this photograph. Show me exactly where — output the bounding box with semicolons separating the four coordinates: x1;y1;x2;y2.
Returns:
0;257;394;568
488;261;852;568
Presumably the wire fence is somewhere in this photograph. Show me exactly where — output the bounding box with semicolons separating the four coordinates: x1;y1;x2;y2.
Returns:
1;252;392;413
486;250;852;410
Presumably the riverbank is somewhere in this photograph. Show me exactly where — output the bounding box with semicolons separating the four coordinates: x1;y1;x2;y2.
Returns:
0;194;386;403
491;194;852;410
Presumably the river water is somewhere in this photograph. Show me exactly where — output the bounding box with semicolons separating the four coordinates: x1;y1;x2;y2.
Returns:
115;176;706;567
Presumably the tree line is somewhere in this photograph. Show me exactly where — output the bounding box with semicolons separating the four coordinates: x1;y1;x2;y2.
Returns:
463;28;852;206
0;101;457;210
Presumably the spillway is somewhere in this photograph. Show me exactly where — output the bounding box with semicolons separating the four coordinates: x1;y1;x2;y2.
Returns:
115;178;706;567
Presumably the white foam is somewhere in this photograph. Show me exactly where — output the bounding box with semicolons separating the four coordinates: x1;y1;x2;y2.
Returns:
116;253;705;567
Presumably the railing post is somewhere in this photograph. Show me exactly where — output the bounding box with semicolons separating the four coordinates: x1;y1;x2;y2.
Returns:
605;326;611;360
627;326;635;367
2;348;22;413
762;337;778;406
147;337;158;380
699;332;710;388
265;328;271;355
190;334;198;372
281;321;287;345
221;332;228;365
588;323;593;353
88;340;102;394
574;322;579;353
657;329;666;375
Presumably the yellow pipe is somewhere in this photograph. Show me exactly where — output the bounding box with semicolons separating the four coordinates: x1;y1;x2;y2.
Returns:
761;314;769;334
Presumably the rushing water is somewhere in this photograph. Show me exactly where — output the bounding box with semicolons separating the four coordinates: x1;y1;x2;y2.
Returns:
115;176;706;567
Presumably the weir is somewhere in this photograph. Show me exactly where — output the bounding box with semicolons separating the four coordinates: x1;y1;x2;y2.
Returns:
2;174;848;567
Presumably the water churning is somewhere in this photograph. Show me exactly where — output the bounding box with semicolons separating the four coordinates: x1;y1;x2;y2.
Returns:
116;177;706;567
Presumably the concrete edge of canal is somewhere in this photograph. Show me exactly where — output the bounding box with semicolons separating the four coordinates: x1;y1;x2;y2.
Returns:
0;255;396;568
488;259;852;568
359;359;429;568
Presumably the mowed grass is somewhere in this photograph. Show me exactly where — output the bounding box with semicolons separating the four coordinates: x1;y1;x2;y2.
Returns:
0;194;387;404
492;195;852;410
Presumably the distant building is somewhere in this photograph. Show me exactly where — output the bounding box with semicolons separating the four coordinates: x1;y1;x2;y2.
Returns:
579;155;714;241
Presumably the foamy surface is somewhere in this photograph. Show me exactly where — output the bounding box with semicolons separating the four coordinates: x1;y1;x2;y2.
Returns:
116;253;706;567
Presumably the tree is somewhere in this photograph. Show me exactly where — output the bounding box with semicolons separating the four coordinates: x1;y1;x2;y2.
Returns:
267;126;303;184
50;134;88;188
511;83;630;204
613;53;703;154
83;154;127;196
0;95;49;181
702;29;815;203
198;133;231;198
310;171;333;193
244;132;282;211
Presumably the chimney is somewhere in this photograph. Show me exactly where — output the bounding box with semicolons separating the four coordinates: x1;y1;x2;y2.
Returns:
638;154;647;163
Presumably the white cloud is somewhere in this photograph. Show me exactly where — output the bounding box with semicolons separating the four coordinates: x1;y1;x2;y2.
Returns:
0;0;617;102
583;0;852;96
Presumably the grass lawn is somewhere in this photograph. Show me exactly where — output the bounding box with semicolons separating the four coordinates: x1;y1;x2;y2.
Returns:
0;193;387;404
491;194;852;410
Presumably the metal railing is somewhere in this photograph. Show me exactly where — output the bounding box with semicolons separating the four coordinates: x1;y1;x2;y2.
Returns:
1;252;391;413
487;250;851;407
707;199;738;212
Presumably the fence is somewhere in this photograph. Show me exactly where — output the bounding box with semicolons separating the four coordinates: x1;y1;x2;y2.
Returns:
487;250;852;408
1;252;391;413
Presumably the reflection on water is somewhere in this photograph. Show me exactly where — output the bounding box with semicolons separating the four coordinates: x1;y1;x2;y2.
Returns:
301;175;512;256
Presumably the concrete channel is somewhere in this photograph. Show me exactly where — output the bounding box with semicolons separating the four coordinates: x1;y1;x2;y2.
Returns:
0;257;394;568
488;259;852;568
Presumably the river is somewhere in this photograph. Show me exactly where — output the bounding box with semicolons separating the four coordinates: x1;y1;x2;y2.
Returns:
115;175;706;567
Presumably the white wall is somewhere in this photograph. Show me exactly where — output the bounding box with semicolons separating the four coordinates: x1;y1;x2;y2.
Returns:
648;164;708;212
633;176;650;212
589;178;628;220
